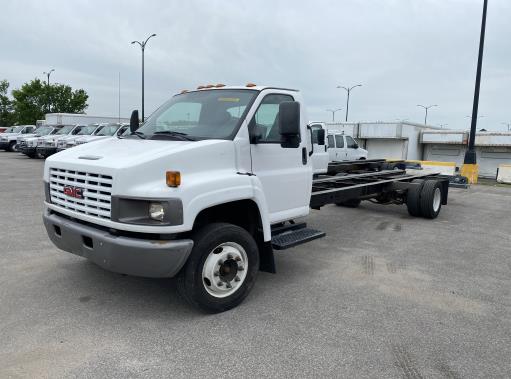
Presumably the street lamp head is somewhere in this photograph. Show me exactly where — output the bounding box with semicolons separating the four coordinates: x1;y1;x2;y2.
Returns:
151;33;156;37
131;41;137;44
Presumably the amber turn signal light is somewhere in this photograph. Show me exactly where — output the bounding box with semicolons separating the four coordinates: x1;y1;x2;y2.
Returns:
166;171;181;187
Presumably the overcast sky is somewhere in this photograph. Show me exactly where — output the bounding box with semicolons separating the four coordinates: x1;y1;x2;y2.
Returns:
1;0;509;130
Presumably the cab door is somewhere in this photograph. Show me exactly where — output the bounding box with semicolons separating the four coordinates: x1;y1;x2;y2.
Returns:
334;134;347;160
327;134;336;161
248;93;311;222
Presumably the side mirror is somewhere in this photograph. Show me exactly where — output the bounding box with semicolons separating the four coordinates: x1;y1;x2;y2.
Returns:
353;143;359;149
279;101;300;148
317;129;326;145
130;110;140;133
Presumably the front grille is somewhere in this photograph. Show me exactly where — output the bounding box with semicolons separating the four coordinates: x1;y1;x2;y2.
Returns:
49;168;113;220
18;140;27;148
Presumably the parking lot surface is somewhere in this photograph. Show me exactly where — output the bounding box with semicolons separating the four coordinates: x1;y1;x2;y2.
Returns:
1;152;510;378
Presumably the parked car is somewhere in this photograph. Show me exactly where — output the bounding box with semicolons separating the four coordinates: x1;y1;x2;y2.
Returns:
326;131;368;161
0;125;36;152
56;124;101;152
74;123;129;147
36;125;82;158
18;126;60;158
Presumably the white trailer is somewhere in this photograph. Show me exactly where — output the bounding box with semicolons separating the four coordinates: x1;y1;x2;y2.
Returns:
44;113;129;125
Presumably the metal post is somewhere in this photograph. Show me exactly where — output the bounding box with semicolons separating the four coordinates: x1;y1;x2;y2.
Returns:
337;84;362;122
141;45;145;122
417;104;437;125
464;0;488;166
131;34;156;123
42;69;55;113
326;108;342;122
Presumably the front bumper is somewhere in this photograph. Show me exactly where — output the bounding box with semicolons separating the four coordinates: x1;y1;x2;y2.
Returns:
21;146;37;155
0;142;10;150
37;146;57;157
43;212;194;278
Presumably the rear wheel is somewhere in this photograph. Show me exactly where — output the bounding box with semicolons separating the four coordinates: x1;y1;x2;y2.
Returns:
335;198;362;208
406;179;425;217
420;180;442;219
176;223;259;313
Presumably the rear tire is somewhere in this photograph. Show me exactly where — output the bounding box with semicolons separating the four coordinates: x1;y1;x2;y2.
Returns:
420;180;442;219
335;198;362;208
176;222;259;313
406;179;425;217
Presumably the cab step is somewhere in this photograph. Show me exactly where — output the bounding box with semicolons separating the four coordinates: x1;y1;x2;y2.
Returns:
271;227;326;250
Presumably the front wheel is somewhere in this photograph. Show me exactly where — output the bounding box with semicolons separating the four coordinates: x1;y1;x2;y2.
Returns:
176;223;259;313
8;141;17;152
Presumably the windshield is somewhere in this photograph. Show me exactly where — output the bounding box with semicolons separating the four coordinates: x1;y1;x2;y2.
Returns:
55;125;74;135
12;126;23;133
35;127;53;136
3;127;15;133
76;125;98;135
96;125;120;136
136;89;258;140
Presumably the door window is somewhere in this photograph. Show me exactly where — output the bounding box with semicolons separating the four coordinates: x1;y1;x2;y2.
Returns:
346;136;358;148
250;94;294;143
327;135;334;148
335;135;344;148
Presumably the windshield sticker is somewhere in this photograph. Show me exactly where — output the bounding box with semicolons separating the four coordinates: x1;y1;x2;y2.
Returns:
218;97;240;102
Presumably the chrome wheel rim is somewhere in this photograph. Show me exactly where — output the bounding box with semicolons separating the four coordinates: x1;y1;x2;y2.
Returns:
433;188;441;212
202;242;248;298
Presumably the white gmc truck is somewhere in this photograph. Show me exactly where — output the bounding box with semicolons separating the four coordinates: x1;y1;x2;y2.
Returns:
43;85;449;312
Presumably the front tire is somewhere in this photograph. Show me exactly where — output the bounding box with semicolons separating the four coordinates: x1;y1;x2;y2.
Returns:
176;223;259;313
8;141;17;152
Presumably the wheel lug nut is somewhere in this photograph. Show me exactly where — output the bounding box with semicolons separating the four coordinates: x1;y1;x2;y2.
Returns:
226;283;232;289
235;257;241;261
227;254;233;259
237;266;244;271
214;271;219;277
234;276;241;282
217;282;223;286
218;260;223;266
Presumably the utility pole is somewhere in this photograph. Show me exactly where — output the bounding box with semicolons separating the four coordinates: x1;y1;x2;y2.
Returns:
337;84;362;122
417;104;437;125
42;69;55;113
326;108;343;122
461;0;488;184
131;33;157;122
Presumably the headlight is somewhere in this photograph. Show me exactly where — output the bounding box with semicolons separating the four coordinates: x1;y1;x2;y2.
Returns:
149;202;165;221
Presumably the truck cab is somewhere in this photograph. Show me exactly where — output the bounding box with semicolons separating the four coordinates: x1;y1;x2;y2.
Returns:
42;84;448;313
327;131;368;161
0;125;36;152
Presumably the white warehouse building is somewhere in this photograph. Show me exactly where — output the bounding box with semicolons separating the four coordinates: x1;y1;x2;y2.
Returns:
326;121;511;178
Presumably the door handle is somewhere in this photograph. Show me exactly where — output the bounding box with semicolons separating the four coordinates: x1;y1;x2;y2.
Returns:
302;147;307;165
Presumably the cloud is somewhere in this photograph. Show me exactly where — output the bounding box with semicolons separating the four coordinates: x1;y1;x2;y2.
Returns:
0;0;509;129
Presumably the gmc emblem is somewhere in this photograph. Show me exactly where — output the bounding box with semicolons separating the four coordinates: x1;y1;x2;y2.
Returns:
63;185;84;199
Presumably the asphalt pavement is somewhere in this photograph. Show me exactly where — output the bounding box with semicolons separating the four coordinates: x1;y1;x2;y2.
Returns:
1;152;510;378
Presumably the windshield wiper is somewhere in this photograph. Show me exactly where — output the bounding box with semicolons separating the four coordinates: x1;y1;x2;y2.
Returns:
152;131;196;141
130;131;146;139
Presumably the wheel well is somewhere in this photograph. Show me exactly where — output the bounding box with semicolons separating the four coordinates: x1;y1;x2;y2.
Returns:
193;200;262;237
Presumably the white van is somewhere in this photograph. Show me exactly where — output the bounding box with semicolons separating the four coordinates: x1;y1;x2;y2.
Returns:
327;131;367;161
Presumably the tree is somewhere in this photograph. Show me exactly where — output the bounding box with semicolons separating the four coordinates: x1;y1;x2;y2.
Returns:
0;80;14;127
11;78;89;125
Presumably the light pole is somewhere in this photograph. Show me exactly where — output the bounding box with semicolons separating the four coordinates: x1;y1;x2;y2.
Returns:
462;0;488;184
337;84;362;122
501;122;511;131
417;104;437;125
326;108;343;122
131;33;157;122
43;69;55;113
43;69;55;86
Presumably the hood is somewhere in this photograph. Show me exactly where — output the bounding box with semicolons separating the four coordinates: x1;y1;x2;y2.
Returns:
46;137;233;170
0;133;20;138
